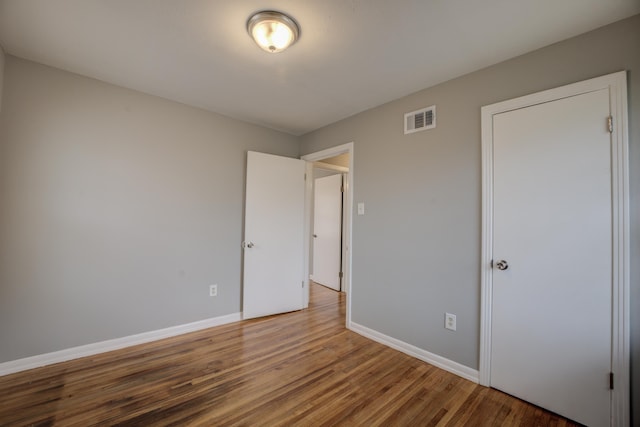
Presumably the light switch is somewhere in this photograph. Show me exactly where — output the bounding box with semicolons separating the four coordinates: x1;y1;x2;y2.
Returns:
357;202;365;215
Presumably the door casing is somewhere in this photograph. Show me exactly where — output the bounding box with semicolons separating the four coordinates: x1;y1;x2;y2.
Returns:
479;71;630;426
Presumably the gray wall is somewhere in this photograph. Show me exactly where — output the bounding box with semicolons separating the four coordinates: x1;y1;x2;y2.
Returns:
301;14;640;420
0;56;299;362
0;46;4;112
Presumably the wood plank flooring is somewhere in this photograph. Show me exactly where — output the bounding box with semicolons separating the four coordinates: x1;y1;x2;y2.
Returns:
0;283;579;426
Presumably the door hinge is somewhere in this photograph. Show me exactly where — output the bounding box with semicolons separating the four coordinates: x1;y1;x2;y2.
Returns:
341;184;345;193
302;281;304;288
609;372;614;390
304;173;307;181
607;116;613;133
339;271;343;278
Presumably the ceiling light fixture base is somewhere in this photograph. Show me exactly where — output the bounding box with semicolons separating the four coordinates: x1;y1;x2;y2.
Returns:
247;10;300;53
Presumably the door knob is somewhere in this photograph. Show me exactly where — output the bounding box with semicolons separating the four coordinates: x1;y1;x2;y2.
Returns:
313;234;318;238
243;241;255;249
496;260;509;270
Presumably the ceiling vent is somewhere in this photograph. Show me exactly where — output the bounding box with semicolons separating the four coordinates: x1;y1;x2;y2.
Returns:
404;105;436;134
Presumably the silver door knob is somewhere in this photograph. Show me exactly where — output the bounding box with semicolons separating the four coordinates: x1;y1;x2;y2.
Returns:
247;242;254;248
496;260;508;270
243;241;255;249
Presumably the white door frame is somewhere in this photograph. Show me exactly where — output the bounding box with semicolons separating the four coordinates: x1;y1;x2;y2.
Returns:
479;71;630;426
302;142;354;326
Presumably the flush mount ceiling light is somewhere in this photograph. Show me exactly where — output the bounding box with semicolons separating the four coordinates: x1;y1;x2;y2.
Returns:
247;10;300;53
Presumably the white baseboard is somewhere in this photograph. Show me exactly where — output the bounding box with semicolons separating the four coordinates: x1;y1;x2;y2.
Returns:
348;321;479;383
0;312;242;377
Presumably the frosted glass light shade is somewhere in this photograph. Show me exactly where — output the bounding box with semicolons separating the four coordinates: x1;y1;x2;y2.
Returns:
247;11;300;53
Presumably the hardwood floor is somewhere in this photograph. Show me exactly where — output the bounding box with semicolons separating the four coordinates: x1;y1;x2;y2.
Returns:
0;283;579;426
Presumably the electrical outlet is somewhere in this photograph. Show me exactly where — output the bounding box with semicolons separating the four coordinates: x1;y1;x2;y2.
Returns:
445;313;456;331
209;284;218;297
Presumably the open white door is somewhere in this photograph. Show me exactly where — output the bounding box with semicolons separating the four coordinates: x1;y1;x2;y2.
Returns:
312;174;343;291
243;151;305;319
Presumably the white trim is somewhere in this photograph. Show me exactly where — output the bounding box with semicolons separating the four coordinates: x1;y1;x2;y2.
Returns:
350;322;479;383
303;161;314;308
479;71;629;426
0;312;241;377
302;142;354;325
610;71;630;427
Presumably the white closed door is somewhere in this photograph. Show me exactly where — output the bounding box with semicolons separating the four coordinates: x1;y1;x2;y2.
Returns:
243;151;305;319
312;174;343;291
491;89;612;426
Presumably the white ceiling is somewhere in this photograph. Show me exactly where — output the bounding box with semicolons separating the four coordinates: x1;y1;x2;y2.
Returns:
1;1;638;135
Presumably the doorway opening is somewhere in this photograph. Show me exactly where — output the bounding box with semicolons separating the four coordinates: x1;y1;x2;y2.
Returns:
311;158;347;292
302;143;354;327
